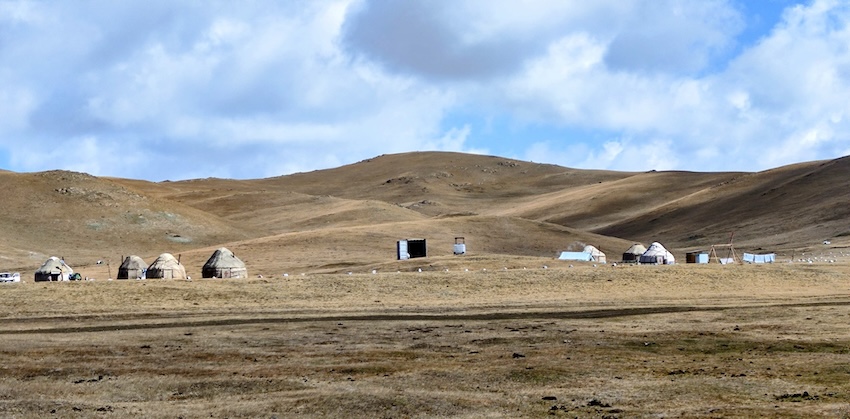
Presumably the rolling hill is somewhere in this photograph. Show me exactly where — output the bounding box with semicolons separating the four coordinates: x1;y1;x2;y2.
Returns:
1;151;846;277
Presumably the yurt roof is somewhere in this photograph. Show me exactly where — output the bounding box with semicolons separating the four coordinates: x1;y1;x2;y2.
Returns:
584;244;602;253
644;242;668;253
625;243;647;254
583;245;605;256
149;253;180;267
119;255;147;270
203;247;246;269
36;256;73;273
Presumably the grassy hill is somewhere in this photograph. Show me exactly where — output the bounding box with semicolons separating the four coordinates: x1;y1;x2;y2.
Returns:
0;151;846;276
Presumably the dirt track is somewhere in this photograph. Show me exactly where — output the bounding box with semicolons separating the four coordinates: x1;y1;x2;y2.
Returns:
3;298;850;335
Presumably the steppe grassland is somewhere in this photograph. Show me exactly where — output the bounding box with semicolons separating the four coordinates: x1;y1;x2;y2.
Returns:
0;262;849;417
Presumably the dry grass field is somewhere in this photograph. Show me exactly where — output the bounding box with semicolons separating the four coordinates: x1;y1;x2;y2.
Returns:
2;262;850;418
2;151;850;417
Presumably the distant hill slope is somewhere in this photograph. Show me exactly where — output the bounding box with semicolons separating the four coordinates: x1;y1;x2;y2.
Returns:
490;170;741;231
253;152;633;216
0;170;251;270
170;215;632;276
596;157;850;251
2;151;848;274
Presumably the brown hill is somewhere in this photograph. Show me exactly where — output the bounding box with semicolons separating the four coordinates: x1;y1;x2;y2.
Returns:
595;157;850;251
0;170;250;271
1;151;847;277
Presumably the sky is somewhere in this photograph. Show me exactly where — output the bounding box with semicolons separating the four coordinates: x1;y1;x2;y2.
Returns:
2;0;850;181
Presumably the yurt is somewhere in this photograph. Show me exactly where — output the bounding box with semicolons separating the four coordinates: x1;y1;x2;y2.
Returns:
117;255;148;280
583;245;606;263
622;243;647;262
639;242;676;265
146;253;187;279
202;247;247;279
34;257;73;282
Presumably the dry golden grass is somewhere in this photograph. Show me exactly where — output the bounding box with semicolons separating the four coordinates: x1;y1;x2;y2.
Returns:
2;262;850;417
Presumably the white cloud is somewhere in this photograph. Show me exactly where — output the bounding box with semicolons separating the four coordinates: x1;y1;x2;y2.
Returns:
2;0;850;180
0;0;488;180
497;0;850;171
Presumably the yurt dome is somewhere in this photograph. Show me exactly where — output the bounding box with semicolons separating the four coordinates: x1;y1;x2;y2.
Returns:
622;243;647;262
117;255;148;280
202;247;247;279
146;253;187;279
583;245;606;263
34;257;73;282
639;242;676;265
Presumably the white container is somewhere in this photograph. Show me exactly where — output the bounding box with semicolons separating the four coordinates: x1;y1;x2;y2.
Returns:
454;237;466;255
397;240;410;260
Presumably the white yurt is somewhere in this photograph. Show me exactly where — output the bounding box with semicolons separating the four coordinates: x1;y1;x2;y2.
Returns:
639;242;676;265
583;245;607;263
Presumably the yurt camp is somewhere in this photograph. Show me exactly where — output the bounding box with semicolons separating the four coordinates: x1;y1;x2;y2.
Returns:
622;243;647;263
583;245;606;263
117;255;148;280
34;257;74;282
146;253;187;279
639;242;676;265
202;247;247;279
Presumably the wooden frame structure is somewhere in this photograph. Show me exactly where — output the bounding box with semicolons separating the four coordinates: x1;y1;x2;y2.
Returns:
708;233;739;264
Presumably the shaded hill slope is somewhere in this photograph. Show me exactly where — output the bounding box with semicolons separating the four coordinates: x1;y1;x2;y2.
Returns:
490;171;741;231
595;157;850;251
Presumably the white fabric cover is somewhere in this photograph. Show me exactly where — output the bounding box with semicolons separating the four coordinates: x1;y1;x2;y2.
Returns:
582;245;606;263
743;253;775;263
639;242;675;264
558;251;592;261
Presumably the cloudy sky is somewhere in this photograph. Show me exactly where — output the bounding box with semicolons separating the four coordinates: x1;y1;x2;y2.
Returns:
2;0;849;180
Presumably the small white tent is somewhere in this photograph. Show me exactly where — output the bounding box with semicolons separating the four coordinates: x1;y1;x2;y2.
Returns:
639;242;675;265
558;251;592;262
583;245;606;263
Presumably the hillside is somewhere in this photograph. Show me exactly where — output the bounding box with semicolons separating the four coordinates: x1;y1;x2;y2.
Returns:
0;170;252;270
596;157;850;250
1;151;847;276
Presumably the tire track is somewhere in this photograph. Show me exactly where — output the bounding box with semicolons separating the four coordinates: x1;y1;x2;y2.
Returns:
2;299;850;335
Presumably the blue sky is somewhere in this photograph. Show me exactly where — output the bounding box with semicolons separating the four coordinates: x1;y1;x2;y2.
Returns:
2;0;849;180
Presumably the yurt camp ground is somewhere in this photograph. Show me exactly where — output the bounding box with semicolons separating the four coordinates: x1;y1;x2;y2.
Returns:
1;261;850;417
